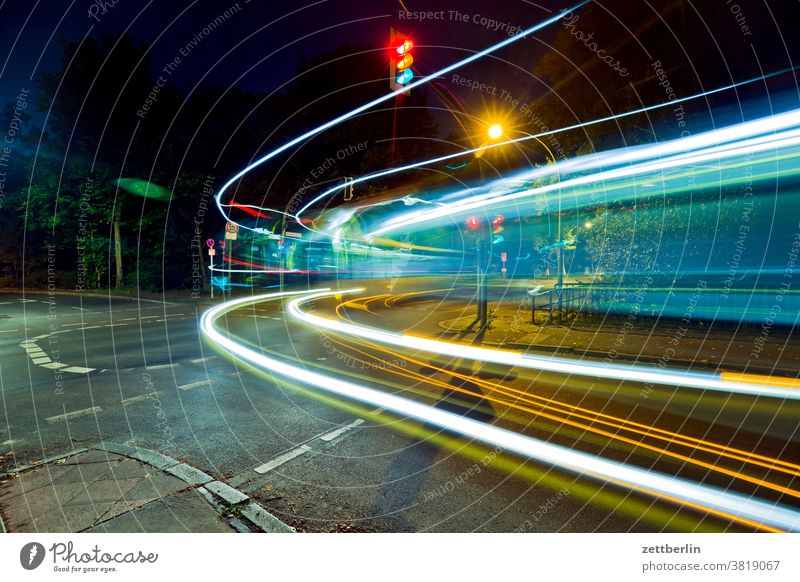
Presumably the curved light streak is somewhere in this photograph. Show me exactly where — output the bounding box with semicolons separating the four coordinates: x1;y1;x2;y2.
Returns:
213;0;795;245
295;69;798;229
214;1;589;228
287;289;800;400
200;289;800;532
366;113;800;237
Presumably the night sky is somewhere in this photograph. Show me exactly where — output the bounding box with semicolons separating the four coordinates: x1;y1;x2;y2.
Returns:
0;0;572;120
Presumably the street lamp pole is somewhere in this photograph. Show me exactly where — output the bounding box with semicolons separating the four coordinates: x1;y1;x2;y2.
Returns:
481;122;562;323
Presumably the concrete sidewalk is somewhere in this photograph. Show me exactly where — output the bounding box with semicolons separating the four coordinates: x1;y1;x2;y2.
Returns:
0;443;293;533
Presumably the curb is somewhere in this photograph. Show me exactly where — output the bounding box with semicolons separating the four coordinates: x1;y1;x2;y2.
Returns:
94;442;294;533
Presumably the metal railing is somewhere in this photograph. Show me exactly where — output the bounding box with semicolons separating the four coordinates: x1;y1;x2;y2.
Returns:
531;282;593;324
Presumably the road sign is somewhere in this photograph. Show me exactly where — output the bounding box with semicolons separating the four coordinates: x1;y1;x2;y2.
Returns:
208;248;216;256
225;231;238;240
225;221;239;234
284;231;302;239
206;238;215;248
501;252;507;262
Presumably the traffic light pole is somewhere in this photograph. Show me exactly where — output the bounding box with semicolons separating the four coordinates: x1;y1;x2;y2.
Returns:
477;233;488;333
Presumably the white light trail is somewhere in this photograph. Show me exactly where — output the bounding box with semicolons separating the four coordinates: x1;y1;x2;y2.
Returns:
287;289;800;401
214;1;589;229
294;72;798;229
200;289;800;532
365;116;800;237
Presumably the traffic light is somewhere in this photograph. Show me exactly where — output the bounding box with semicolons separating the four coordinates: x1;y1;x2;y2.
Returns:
343;176;354;201
491;214;504;234
390;29;414;91
491;215;505;244
466;216;481;231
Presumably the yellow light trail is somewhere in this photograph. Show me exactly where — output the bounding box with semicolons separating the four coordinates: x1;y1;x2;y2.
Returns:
206;290;800;532
323;292;800;494
316;330;793;532
326;329;800;500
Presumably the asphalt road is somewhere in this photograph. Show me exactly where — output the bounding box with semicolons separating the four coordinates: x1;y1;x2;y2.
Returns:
1;287;796;532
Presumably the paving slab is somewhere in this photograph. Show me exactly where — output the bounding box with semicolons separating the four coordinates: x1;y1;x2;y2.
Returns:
0;444;293;533
86;490;234;533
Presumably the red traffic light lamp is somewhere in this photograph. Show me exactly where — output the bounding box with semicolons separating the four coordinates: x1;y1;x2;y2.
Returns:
390;29;414;91
466;216;481;231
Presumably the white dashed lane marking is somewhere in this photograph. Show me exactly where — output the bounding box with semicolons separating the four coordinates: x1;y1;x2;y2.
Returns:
45;406;102;423
320;418;365;442
121;392;163;407
16;309;196;374
251;417;369;476
178;379;214;391
18;334;95;374
254;445;311;474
